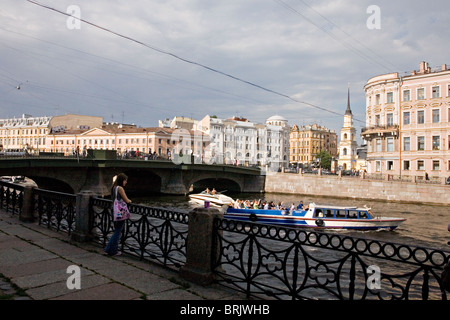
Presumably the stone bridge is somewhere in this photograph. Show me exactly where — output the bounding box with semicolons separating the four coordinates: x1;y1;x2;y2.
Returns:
0;156;265;197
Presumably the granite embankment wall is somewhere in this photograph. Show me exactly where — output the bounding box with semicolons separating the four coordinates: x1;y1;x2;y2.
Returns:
264;173;450;206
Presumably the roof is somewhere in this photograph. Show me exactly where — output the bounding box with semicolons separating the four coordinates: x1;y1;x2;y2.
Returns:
267;115;287;122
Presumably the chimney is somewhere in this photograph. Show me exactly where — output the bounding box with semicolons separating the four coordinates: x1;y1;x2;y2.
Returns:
419;61;426;73
442;64;447;71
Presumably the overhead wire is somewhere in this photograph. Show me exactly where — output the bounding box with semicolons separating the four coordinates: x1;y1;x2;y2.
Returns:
295;0;400;71
272;0;392;73
0;25;269;116
25;0;364;123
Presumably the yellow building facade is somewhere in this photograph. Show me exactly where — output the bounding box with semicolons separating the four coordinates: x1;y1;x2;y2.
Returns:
289;123;338;167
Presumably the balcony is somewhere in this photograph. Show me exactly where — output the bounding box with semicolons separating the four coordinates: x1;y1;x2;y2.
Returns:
361;124;399;140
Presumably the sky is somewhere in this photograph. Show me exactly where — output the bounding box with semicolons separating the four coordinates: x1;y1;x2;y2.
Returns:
0;0;449;141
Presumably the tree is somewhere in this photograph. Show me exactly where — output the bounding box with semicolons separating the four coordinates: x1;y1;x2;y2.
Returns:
314;150;332;170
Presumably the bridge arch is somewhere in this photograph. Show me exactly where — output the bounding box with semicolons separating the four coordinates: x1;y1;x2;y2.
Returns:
121;169;163;196
189;177;242;194
25;176;75;194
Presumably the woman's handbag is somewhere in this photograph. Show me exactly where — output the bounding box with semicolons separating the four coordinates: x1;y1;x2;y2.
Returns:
113;187;130;221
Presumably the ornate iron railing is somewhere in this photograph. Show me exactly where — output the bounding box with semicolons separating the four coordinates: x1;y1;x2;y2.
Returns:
0;180;24;215
212;219;450;300
90;197;189;269
33;188;76;234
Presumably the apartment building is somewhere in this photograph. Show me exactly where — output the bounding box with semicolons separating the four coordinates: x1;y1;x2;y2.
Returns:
197;114;290;170
0;114;105;154
47;123;207;159
362;61;450;178
290;123;338;167
0;114;50;153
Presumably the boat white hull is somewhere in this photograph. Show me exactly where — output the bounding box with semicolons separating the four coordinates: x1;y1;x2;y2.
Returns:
225;209;405;231
189;193;234;208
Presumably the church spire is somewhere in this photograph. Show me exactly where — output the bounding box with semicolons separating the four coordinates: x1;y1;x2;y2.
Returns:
345;84;352;116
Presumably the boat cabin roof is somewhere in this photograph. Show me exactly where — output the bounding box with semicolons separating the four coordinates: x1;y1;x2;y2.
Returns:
309;203;371;211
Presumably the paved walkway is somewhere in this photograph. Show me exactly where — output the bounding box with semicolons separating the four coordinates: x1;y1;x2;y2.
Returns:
0;213;244;300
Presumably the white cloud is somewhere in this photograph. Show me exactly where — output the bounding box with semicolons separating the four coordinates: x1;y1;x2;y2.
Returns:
0;0;449;138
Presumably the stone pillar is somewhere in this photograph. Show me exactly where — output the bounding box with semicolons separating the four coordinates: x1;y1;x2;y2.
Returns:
160;170;189;195
71;190;94;243
180;207;223;285
19;186;34;222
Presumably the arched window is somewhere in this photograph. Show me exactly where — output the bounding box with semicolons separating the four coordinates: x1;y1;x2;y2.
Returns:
343;148;347;156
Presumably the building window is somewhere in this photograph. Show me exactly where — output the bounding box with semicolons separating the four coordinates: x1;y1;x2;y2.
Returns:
403;90;410;102
387;161;394;171
387;113;394;126
432;136;440;150
417;160;424;171
403;137;410;151
376;139;381;152
387;92;394;103
387;137;394;152
417;88;425;100
417;110;425;124
375;114;380;126
432;160;440;171
376;161;381;172
432;109;440;123
403;111;410;125
403;160;410;171
432;86;440;98
418;136;425;151
375;94;380;105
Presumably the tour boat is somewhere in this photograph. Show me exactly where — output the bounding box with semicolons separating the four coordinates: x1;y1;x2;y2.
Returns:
225;203;406;230
189;191;235;208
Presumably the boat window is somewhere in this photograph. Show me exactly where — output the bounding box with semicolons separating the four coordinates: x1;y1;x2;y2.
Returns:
325;209;334;218
358;211;369;219
336;210;346;218
347;210;358;219
314;209;324;218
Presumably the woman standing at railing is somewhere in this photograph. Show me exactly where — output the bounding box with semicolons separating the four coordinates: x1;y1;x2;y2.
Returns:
104;173;132;256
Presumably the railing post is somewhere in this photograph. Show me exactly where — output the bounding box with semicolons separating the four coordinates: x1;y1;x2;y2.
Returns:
70;190;94;243
19;186;34;222
180;207;223;285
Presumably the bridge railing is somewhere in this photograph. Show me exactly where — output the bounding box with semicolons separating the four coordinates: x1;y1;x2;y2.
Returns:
212;218;450;300
0;180;24;216
33;188;76;234
89;197;189;269
1;182;449;300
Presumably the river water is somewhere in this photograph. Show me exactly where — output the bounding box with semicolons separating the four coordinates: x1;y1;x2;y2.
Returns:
134;192;450;251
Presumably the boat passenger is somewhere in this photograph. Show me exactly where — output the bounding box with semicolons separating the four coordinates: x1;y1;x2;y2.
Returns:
289;203;295;215
263;201;269;210
297;201;304;210
211;188;216;195
204;188;210;194
269;201;276;209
